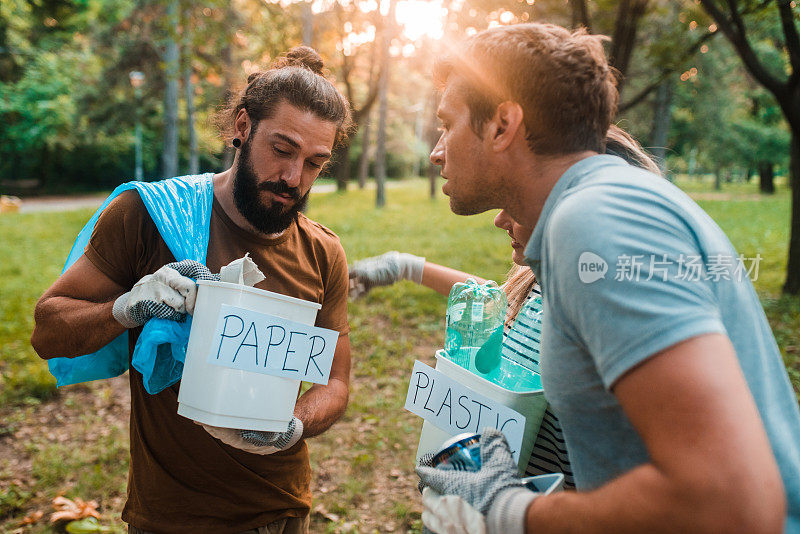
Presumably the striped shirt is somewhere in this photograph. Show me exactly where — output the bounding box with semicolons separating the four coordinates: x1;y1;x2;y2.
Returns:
503;285;575;488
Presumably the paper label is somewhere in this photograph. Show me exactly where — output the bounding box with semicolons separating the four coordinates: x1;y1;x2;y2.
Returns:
207;304;339;384
404;360;525;462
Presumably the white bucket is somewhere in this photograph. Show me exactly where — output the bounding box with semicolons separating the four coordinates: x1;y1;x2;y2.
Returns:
416;350;548;472
177;280;322;431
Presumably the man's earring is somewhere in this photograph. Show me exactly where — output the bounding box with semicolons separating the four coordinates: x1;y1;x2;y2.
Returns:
232;138;242;148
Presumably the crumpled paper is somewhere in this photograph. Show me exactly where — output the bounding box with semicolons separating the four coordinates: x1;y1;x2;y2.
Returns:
219;253;266;287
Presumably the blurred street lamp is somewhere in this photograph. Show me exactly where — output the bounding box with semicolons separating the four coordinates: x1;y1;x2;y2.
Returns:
129;71;145;182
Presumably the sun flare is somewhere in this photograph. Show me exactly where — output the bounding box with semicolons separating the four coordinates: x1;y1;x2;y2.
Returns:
394;0;446;41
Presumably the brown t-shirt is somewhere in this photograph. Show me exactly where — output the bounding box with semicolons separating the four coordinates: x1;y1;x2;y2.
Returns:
84;189;349;533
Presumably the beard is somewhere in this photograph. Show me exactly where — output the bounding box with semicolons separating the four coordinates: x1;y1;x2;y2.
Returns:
232;138;310;235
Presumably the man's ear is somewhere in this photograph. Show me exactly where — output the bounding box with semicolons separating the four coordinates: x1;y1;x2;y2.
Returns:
486;101;524;152
234;109;253;142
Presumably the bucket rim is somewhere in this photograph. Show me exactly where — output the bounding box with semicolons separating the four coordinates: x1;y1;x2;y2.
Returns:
196;279;322;310
435;349;544;394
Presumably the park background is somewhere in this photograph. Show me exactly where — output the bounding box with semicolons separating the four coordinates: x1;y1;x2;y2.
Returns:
1;0;799;532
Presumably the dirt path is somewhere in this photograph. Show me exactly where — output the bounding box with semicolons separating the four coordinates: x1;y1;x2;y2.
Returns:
14;181;424;214
18;195;110;214
15;184;347;214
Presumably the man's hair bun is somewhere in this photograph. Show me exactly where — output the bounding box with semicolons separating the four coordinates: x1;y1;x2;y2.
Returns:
218;45;351;150
273;46;325;75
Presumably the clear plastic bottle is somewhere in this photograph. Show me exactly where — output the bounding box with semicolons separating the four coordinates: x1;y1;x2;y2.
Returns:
444;279;507;373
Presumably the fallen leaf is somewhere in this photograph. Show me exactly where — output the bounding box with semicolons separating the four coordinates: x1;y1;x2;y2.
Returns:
18;510;44;526
50;496;101;523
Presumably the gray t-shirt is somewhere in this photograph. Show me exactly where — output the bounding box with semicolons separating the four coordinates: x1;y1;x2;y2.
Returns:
524;155;800;531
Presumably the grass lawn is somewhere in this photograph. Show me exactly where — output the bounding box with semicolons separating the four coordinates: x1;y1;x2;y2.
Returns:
0;177;798;532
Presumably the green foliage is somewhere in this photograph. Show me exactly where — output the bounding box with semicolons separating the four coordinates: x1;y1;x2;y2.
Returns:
0;0;149;188
0;484;31;518
668;35;790;176
1;0;795;194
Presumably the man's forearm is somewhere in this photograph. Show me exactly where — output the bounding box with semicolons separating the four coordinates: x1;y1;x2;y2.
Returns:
32;295;126;359
293;377;349;438
527;463;782;534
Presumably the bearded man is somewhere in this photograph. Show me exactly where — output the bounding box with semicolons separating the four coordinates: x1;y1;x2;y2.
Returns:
31;46;351;534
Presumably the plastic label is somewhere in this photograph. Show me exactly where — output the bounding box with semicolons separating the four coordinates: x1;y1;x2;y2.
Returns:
405;360;525;463
471;301;484;322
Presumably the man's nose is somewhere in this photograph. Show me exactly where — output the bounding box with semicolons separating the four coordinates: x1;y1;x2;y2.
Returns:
430;138;444;166
494;210;511;230
280;161;303;188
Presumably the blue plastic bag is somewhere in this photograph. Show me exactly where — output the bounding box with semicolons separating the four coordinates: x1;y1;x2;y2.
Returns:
47;173;214;393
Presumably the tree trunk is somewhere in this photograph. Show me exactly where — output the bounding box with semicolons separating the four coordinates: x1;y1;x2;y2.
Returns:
412;101;425;177
649;79;673;177
183;7;199;175
374;0;394;208
39;145;50;189
426;91;441;199
357;110;373;189
220;3;238;171
334;142;351;192
302;1;314;46
714;170;722;191
570;0;591;31
184;66;198;174
685;148;695;178
784;132;800;294
162;0;180;179
758;162;775;194
609;0;649;96
375;65;388;207
428;155;439;199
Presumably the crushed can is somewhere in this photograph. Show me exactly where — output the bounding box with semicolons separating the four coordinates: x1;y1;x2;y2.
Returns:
430;433;482;472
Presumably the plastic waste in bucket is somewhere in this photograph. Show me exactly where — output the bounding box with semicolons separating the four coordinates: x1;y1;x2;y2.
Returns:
177;280;321;431
416;350;548;472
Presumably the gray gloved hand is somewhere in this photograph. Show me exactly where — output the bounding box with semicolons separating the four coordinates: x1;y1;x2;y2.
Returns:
418;452;436;493
348;251;425;299
112;260;216;328
199;417;304;455
416;429;538;534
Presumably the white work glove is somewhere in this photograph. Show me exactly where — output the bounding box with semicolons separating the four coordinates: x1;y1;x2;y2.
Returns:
112;260;216;328
422;487;487;534
199;417;304;455
348;251;425;299
416;429;539;534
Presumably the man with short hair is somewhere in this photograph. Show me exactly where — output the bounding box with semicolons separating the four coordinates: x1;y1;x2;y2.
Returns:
31;47;351;534
417;23;800;533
